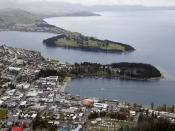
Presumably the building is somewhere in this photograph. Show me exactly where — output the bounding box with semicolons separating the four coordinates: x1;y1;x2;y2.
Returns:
93;103;108;110
11;127;23;131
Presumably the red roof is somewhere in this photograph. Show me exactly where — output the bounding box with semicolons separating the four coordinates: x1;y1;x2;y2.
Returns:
11;127;23;131
81;99;92;107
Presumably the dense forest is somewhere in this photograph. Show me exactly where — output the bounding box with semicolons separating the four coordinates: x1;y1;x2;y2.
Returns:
39;62;162;82
118;113;175;131
110;62;162;78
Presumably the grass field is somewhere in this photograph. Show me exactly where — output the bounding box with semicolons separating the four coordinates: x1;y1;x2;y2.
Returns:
0;110;7;120
56;38;77;47
83;118;133;131
55;37;125;52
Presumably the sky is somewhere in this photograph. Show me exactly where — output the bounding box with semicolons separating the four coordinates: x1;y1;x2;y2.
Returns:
14;0;175;6
0;0;175;7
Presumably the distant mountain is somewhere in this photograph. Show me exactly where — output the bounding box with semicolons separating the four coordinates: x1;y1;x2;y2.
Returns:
0;1;99;18
0;1;174;18
89;5;175;12
38;11;100;19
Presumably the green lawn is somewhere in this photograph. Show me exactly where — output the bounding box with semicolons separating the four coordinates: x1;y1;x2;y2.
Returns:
56;38;77;47
0;110;7;120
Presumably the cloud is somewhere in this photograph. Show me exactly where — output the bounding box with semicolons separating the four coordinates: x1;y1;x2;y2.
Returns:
65;0;175;6
19;0;175;6
1;0;175;6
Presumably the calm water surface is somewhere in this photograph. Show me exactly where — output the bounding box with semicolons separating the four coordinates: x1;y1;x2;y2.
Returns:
66;78;175;105
0;10;175;105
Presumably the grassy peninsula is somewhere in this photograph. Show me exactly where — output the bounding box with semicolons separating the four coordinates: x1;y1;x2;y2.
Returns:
43;34;135;52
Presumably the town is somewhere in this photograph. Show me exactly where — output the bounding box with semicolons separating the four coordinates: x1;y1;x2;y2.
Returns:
0;45;175;131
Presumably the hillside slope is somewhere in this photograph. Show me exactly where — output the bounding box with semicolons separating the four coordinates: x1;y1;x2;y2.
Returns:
0;9;67;34
0;9;39;25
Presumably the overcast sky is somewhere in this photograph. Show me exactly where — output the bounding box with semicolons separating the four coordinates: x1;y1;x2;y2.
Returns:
2;0;175;6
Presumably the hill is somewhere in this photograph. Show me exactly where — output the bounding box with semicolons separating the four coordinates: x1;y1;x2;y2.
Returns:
0;8;39;25
0;8;67;34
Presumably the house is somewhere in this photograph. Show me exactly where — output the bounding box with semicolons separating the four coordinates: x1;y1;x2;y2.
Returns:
0;100;4;105
16;59;25;65
160;112;175;119
130;110;136;116
16;83;30;90
8;67;21;74
11;127;23;131
70;124;82;131
93;103;108;110
6;89;16;96
47;76;58;82
31;113;37;119
20;101;27;106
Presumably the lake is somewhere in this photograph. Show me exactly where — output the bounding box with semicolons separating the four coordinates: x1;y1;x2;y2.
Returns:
66;78;175;105
0;10;175;105
45;11;175;78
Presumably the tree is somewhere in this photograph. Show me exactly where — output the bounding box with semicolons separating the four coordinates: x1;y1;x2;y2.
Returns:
151;102;154;109
171;105;175;112
8;84;15;89
163;104;167;111
88;112;99;119
32;114;48;129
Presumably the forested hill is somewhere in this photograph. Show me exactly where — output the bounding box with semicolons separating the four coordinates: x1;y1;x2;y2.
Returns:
39;62;162;80
110;62;162;79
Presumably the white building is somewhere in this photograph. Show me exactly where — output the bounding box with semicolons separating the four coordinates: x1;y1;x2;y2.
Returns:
93;103;108;110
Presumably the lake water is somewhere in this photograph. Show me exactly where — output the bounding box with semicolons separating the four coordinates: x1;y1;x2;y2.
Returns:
0;10;175;105
66;78;175;105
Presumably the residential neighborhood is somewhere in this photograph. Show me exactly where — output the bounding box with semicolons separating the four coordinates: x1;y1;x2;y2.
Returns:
0;45;175;131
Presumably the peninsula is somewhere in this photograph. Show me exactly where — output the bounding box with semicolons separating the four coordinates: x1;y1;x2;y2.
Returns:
0;9;135;53
43;34;134;52
39;62;162;81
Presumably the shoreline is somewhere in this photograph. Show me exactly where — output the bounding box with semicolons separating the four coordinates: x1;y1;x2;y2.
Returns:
59;77;71;92
72;75;162;81
0;44;163;82
43;43;135;54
